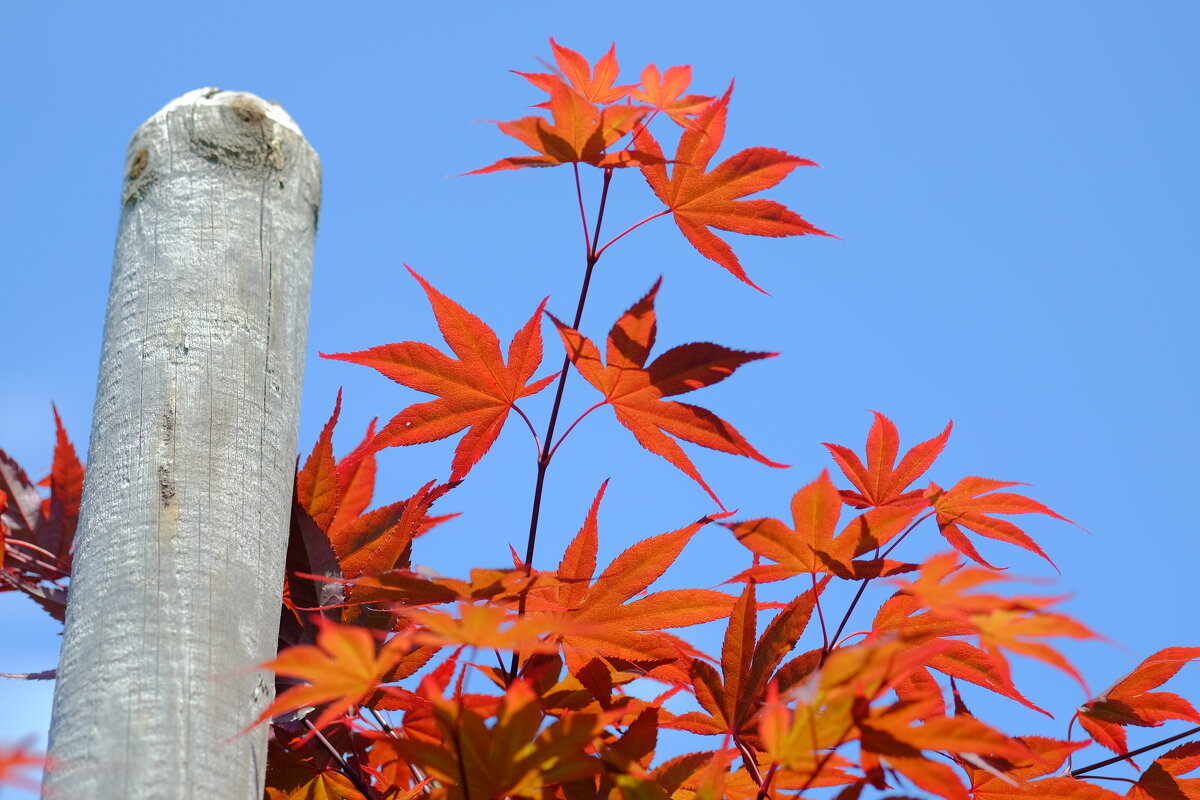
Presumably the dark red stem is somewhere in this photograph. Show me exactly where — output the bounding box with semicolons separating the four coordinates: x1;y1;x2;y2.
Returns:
820;510;935;665
1071;725;1200;777
507;167;615;683
303;718;378;799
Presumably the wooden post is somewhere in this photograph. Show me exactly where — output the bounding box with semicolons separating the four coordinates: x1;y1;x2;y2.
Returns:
43;89;320;799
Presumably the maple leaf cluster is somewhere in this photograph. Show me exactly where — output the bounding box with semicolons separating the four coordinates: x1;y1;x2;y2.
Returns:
0;407;81;624
249;402;1200;800
4;39;1199;800
254;39;1200;797
469;37;831;292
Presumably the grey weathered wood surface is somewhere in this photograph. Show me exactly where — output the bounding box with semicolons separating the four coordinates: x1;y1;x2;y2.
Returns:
43;89;321;799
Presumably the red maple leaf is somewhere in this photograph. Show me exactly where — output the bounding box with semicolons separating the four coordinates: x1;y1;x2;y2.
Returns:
927;476;1075;570
330;480;456;579
956;733;1090;796
253;619;423;733
392;680;610;800
323;267;556;481
0;738;42;794
550;279;784;507
468;75;653;175
824;411;952;508
630;64;713;128
36;406;84;569
633;86;830;291
727;469;925;583
0;408;82;620
524;483;736;681
516;38;636;105
666;579;827;744
1129;740;1200;800
1079;647;1200;758
856;698;1032;800
884;553;1095;701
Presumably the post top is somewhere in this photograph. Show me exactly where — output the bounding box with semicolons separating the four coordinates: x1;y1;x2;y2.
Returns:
151;88;305;138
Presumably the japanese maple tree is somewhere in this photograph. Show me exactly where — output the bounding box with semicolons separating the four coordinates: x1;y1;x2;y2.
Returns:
4;38;1198;800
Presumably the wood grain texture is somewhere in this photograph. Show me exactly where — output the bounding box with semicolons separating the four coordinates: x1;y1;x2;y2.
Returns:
44;88;320;799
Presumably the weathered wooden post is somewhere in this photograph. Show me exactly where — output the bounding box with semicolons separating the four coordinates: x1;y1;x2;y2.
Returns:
43;89;320;799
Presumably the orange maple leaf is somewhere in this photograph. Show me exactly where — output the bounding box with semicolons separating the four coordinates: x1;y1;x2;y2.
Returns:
630;64;713;128
955;733;1089;796
331;480;456;579
0;408;82;620
978;776;1126;798
824;411;952;509
0;737;42;794
889;553;1095;695
872;588;1058;717
399;602;574;654
393;680;609;800
329;415;378;537
857;700;1032;800
37;406;83;570
927;476;1075;570
324;267;556;481
633;86;830;291
1128;740;1200;800
295;389;349;534
292;391;382;540
550;279;784;507
1078;647;1200;758
667;579;827;745
728;469;925;582
469;72;653;174
526;483;736;681
517;38;636;105
254;619;421;732
290;393;456;598
757;637;953;785
265;730;367;800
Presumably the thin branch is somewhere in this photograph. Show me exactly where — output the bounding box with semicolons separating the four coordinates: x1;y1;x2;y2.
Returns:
793;719;858;796
1071;726;1200;777
811;571;829;651
880;510;935;559
367;707;394;735
834;631;870;648
1081;775;1137;785
4;539;61;561
366;708;435;797
547;401;607;461
735;735;764;787
510;403;543;456
2;545;67;576
589;168;615;257
507;170;615;683
755;762;780;800
451;665;474;800
821;579;870;666
303;718;378;800
573;163;591;253
595;209;670;260
820;510;936;665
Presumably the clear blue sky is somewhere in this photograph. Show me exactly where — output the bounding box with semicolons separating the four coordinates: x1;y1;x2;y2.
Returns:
2;2;1197;797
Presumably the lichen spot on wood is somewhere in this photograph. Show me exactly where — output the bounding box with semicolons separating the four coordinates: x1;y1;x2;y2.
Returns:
122;147;154;205
127;148;149;182
158;465;176;509
231;98;266;124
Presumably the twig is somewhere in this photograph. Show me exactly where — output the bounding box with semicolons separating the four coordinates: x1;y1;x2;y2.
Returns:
1071;725;1200;777
303;718;378;799
507;168;615;683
